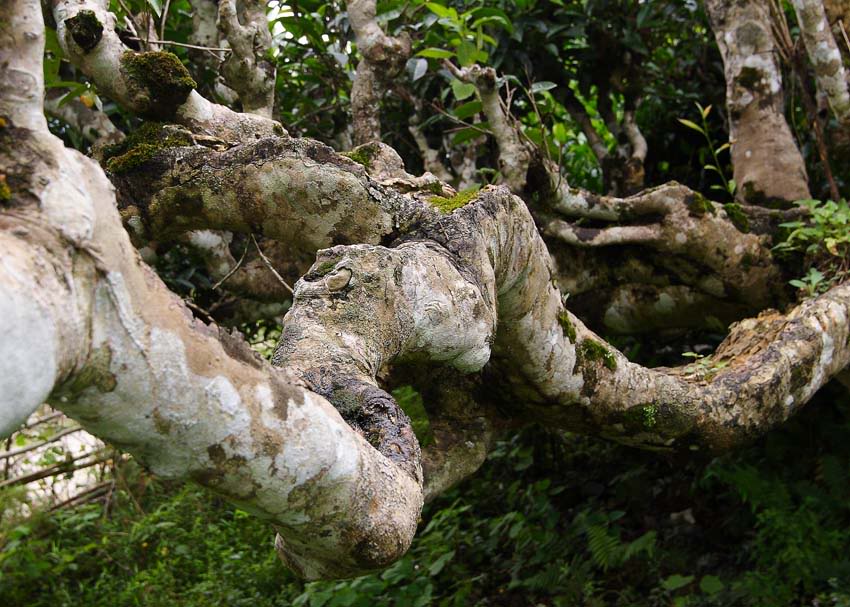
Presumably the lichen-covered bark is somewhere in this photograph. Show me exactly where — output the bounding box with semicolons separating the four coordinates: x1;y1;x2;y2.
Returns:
346;0;410;144
705;0;811;206
217;0;277;118
792;0;850;123
50;0;283;142
5;0;850;583
2;0;421;580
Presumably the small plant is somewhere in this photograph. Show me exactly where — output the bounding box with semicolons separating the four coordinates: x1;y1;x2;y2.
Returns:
678;102;735;198
789;267;827;298
682;351;729;380
774;199;850;297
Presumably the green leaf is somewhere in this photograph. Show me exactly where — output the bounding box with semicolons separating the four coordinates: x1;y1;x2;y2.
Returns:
147;0;162;17
409;58;428;81
452;100;482;120
699;575;724;595
417;48;455;59
531;81;557;93
428;550;455;576
451;125;486;145
662;574;695;591
425;2;455;20
451;79;476;100
677;118;703;134
456;40;478;67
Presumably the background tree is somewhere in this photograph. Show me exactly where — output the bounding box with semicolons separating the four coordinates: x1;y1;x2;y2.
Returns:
2;0;850;597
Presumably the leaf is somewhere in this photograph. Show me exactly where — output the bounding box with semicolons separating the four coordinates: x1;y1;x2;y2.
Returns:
452;100;482;120
428;550;455;576
699;575;724;595
409;58;428;81
456;40;478;67
451;79;476;101
702;104;712;118
677;118;703;134
451;125;486;145
531;81;557;93
425;2;455;20
147;0;162;17
662;574;695;591
417;47;455;59
715;142;731;153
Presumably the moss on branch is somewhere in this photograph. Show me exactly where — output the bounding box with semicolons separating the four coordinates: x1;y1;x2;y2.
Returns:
428;189;479;214
120;51;196;119
103;122;194;174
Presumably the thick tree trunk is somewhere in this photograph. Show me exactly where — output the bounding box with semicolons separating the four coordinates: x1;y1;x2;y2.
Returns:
3;0;850;583
705;0;811;206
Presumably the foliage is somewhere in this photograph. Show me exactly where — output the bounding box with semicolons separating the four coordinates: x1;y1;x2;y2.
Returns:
774;199;850;296
677;103;734;199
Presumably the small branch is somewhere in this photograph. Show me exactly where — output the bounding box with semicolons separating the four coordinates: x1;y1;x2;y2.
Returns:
125;36;232;53
49;480;113;512
211;237;251;290
0;426;83;461
0;452;110;489
251;234;294;295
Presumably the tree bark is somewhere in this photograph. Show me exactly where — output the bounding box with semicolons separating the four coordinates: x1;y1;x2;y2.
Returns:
705;0;811;206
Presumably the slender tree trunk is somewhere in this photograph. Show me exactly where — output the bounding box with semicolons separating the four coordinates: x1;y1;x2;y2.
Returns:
706;0;811;206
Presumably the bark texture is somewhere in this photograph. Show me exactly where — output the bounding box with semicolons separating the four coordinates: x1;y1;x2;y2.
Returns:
3;0;850;584
792;0;850;123
706;0;811;206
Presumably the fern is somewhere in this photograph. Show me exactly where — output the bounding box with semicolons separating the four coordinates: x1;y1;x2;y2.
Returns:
586;524;622;571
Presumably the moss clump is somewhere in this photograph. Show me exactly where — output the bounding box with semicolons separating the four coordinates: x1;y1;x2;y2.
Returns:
557;311;577;342
120;51;196;119
686;191;715;216
65;10;103;52
103;122;194;174
579;339;617;371
340;144;379;169
0;175;11;202
723;202;750;233
429;189;479;214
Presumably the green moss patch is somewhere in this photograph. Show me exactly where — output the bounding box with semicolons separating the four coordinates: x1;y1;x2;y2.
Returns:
103;122;194;174
429;188;479;214
686;191;716;217
0;175;11;203
723;203;750;233
120;51;196;119
340;144;379;169
558;311;577;342
65;10;103;52
579;339;617;371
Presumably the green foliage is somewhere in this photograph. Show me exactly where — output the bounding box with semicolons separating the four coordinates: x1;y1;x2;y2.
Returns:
774;199;850;295
677;103;735;199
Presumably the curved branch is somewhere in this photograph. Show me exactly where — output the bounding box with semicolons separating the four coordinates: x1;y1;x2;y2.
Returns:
347;0;410;144
50;0;283;141
217;0;276;117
